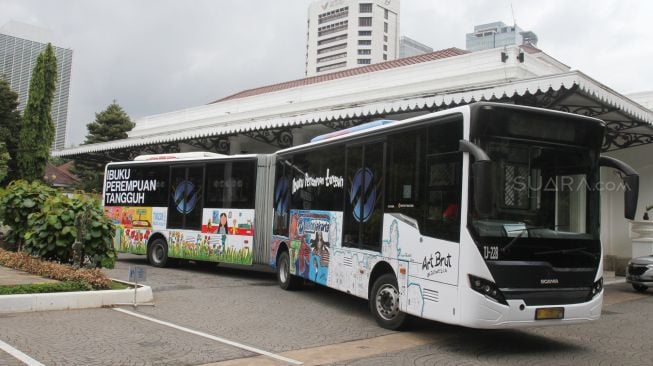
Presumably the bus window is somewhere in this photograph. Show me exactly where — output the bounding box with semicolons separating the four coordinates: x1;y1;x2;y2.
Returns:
104;164;169;207
423;153;462;241
205;161;257;209
288;146;345;212
168;166;204;230
273;159;291;236
386;130;424;224
343;142;384;251
422;120;463;242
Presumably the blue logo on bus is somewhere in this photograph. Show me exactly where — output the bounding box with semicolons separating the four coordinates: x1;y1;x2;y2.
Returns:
274;176;290;213
173;180;200;214
349;167;376;222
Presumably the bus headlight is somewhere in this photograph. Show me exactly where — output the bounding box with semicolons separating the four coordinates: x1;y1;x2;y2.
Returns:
468;275;508;305
589;277;603;299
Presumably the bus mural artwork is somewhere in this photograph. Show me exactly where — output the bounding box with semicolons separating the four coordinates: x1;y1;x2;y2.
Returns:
103;104;640;331
104;153;258;266
288;210;336;285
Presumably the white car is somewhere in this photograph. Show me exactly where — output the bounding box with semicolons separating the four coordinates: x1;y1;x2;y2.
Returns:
626;255;653;292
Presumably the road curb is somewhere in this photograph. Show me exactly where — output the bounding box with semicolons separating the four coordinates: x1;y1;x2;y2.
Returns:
0;279;153;314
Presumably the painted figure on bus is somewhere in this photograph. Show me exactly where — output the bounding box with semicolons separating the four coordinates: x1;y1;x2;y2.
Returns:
289;213;311;278
309;231;330;284
311;231;330;266
217;212;229;250
217;213;229;234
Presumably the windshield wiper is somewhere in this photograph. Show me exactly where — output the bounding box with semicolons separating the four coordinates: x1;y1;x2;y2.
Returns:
500;225;558;254
534;247;598;260
500;228;527;254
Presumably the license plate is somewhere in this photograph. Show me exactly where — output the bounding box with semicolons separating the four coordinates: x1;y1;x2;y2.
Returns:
535;307;564;320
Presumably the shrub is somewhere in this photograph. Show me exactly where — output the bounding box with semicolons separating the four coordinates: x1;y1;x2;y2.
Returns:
0;180;57;250
24;193;116;268
0;281;92;295
0;249;112;289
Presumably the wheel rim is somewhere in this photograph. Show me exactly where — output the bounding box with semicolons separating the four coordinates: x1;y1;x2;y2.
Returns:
152;243;164;264
279;255;288;283
376;284;400;320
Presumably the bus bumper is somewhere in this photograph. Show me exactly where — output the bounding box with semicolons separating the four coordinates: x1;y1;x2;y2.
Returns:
459;290;603;329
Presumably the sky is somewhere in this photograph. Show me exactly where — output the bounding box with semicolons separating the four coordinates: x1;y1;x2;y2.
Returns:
1;0;652;148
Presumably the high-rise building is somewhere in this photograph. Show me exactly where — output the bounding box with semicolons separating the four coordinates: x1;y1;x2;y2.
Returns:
465;21;538;52
399;36;432;58
0;21;73;150
305;0;400;77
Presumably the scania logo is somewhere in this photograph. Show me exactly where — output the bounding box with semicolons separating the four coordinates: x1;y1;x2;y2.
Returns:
540;279;559;285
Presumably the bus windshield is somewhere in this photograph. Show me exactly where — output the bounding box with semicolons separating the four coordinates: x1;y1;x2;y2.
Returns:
467;106;605;269
470;138;600;242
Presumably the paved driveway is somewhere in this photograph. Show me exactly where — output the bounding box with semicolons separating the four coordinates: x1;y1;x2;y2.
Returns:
0;253;651;365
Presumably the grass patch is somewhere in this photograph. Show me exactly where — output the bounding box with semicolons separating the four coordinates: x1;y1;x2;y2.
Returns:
0;281;91;295
0;280;131;294
169;243;253;265
111;281;130;290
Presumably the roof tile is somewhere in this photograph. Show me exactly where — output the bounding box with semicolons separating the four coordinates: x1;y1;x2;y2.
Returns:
211;47;468;103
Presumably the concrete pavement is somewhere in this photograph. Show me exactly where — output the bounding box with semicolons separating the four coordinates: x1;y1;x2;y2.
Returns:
0;253;650;365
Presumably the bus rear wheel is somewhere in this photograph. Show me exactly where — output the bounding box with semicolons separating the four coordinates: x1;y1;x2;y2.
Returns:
147;238;169;268
370;273;407;330
277;250;299;290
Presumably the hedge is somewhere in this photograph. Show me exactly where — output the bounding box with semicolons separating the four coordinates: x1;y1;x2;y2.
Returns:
0;249;112;290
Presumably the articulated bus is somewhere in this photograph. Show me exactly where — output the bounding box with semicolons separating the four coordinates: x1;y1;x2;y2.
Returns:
103;103;639;329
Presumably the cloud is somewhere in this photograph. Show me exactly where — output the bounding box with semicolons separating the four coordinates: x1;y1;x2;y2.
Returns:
1;0;651;147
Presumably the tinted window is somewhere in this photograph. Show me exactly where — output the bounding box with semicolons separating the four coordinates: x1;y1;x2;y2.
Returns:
205;160;257;209
384;120;463;242
167;166;204;230
343;142;384;250
273;160;291;236
288;146;345;212
104;164;169;207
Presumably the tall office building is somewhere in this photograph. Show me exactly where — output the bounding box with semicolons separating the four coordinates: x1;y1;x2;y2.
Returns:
399;36;432;58
0;21;73;150
306;0;400;77
465;21;538;52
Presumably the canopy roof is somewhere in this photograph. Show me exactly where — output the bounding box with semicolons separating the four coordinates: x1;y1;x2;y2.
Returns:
54;45;653;159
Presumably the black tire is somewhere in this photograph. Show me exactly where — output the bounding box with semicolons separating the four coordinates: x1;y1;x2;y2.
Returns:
369;273;407;330
277;250;300;290
632;283;648;292
147;238;169;268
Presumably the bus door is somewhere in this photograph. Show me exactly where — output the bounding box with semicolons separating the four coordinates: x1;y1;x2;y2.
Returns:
338;141;385;297
409;151;462;285
168;165;205;231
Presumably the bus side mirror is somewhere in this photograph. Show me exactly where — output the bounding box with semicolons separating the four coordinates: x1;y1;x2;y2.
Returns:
623;175;639;221
599;156;639;220
472;160;493;216
460;140;493;217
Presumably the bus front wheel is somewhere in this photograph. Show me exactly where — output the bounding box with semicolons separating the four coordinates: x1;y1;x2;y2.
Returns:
147;238;169;268
370;273;407;330
277;250;299;290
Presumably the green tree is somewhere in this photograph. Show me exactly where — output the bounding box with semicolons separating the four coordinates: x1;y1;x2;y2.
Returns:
0;77;21;184
0;142;10;182
84;100;134;143
17;44;58;181
73;101;134;191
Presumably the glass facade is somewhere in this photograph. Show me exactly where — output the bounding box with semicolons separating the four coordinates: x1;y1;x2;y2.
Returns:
465;21;538;52
0;32;73;150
